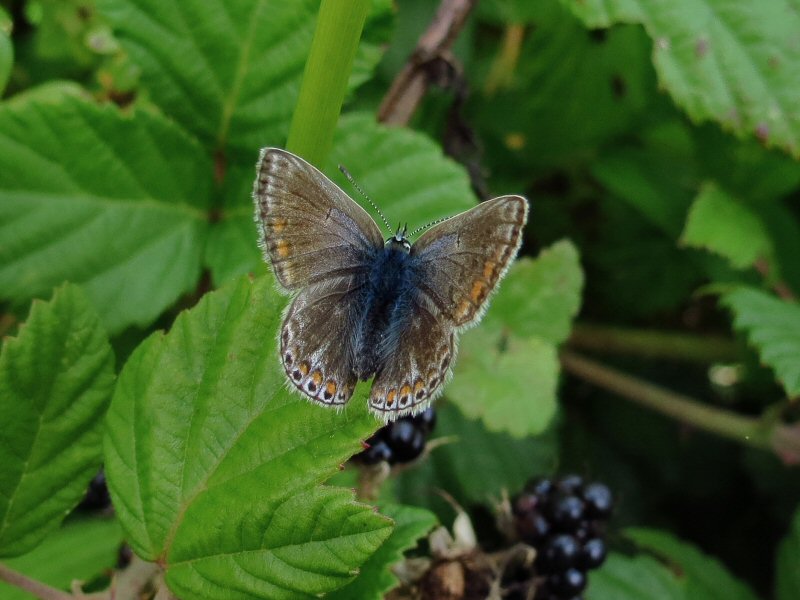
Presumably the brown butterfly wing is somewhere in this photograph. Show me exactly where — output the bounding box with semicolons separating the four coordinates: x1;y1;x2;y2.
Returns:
253;148;384;291
410;195;528;327
280;274;365;406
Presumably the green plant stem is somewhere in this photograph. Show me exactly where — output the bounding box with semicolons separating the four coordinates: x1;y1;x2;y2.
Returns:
560;350;772;450
568;323;740;363
286;0;370;165
0;562;73;600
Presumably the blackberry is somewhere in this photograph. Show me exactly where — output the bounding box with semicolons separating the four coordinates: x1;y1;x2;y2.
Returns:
359;436;393;465
549;568;587;596
353;408;437;465
578;538;607;570
385;419;425;463
508;473;615;600
415;407;437;434
547;493;585;533
582;482;613;519
539;534;580;573
77;469;111;512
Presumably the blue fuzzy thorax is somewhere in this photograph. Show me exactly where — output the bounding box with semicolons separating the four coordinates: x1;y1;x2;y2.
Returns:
353;239;417;379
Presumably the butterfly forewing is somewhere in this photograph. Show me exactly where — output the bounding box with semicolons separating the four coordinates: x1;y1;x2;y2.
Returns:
411;195;528;327
253;148;384;290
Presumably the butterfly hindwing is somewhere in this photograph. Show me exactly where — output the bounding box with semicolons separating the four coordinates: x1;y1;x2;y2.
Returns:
281;275;364;406
369;295;455;418
254;148;384;291
411;195;528;327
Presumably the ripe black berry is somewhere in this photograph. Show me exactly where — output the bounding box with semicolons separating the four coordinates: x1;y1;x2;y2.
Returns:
77;469;111;512
578;538;607;570
556;474;584;494
549;567;587;596
385;419;425;463
515;510;551;544
547;493;585;532
359;437;393;465
582;482;613;519
539;534;580;573
414;407;437;434
525;477;554;498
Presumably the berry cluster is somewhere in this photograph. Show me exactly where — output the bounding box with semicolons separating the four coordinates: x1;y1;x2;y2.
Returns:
509;475;613;600
354;407;437;465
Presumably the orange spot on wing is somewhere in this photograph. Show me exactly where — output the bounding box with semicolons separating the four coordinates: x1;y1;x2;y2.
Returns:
272;218;288;233
470;279;487;303
386;389;396;406
326;381;337;396
299;362;310;376
312;371;322;386
456;300;472;321
276;240;290;258
483;260;496;280
400;384;412;398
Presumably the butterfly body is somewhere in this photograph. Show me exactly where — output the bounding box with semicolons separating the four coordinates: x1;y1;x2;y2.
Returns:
254;148;528;421
353;238;417;380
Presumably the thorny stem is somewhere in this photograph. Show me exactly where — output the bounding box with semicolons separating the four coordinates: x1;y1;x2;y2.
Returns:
0;562;74;600
560;350;772;450
568;323;740;363
378;0;477;125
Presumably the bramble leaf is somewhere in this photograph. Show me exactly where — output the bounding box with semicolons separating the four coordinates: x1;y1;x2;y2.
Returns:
105;275;391;599
0;92;212;333
328;504;437;600
561;0;800;157
96;0;389;156
627;528;760;600
720;287;800;397
0;284;114;557
0;518;123;599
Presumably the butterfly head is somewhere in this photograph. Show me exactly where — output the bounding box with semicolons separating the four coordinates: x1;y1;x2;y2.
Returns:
386;223;411;253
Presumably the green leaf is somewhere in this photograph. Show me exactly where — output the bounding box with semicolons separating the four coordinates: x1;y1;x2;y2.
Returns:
451;328;558;437
626;528;760;600
207;112;478;284
588;552;686;600
0;6;11;94
776;505;800;600
96;0;389;156
0;92;212;333
561;0;800;158
473;0;654;168
104;275;391;599
391;402;557;512
0;284;114;557
680;183;773;270
327;504;437;600
484;240;584;345
720;287;800;397
448;240;582;437
0;517;123;600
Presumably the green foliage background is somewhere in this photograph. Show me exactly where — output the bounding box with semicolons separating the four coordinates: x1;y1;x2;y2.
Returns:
1;0;800;598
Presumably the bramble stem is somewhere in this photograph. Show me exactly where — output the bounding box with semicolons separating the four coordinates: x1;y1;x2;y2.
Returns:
0;562;74;600
286;0;370;165
568;323;740;363
560;350;772;450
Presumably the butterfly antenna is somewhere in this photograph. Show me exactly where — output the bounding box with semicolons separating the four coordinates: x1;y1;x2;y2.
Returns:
409;215;452;238
339;165;393;234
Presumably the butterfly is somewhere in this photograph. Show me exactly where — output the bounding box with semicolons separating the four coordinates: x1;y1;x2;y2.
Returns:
253;148;528;421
